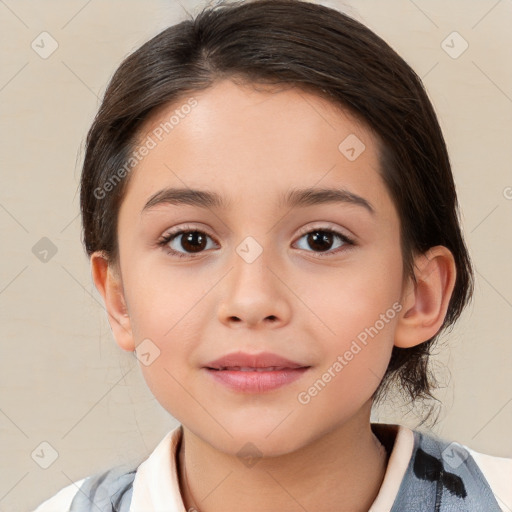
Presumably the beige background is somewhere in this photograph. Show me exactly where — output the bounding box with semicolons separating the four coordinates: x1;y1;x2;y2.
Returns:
0;0;511;510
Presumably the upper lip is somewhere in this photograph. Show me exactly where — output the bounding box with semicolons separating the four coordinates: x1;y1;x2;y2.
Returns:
203;351;309;370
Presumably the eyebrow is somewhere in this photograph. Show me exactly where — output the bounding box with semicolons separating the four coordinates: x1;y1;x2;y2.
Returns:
141;186;375;215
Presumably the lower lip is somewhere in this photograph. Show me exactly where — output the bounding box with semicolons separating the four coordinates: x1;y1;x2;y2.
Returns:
204;367;310;393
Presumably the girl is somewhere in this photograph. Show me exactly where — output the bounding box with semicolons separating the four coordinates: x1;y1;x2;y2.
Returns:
33;0;511;510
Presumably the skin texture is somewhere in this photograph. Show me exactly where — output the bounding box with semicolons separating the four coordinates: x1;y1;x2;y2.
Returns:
91;79;456;512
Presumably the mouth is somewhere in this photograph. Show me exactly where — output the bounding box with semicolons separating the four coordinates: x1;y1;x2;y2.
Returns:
206;366;307;372
203;350;308;370
202;351;311;393
203;364;311;393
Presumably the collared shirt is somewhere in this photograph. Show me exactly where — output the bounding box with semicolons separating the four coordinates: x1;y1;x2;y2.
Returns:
33;423;512;512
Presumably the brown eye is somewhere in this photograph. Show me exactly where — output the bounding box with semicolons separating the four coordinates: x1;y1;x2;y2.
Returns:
306;231;335;252
159;229;217;258
178;231;208;253
294;228;354;256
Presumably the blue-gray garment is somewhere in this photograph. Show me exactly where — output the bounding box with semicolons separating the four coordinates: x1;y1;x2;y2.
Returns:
69;429;502;511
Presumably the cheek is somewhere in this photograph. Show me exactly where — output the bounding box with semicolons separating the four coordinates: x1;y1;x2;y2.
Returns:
297;300;399;418
295;253;402;340
123;263;209;393
130;300;199;421
295;341;392;430
125;259;212;339
294;249;402;392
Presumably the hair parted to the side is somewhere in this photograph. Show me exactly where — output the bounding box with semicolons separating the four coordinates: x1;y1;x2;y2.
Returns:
80;0;474;426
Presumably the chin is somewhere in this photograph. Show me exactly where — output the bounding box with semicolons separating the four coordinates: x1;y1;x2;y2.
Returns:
220;434;302;460
196;418;308;460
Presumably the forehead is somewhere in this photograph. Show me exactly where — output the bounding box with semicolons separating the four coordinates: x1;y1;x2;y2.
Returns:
121;78;391;216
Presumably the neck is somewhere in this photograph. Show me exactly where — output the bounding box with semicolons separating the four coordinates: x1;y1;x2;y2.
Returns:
177;402;390;512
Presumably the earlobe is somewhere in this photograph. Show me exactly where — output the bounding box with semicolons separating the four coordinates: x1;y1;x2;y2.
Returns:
394;246;457;349
90;251;135;352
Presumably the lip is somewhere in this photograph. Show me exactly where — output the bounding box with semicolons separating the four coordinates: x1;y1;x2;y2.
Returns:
202;351;311;393
203;351;307;370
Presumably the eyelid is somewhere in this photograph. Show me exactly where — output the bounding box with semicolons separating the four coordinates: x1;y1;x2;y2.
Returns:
163;223;217;240
161;222;354;243
294;222;355;240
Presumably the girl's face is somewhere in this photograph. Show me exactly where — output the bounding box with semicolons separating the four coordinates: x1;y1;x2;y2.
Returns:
111;79;408;455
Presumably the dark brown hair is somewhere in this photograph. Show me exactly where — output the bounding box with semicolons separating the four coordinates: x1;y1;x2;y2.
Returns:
80;0;474;424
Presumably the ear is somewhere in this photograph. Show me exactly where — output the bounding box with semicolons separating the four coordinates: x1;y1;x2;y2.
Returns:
90;251;135;352
394;245;457;349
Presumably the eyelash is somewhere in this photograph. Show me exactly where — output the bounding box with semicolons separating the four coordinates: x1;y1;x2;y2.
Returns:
157;225;355;259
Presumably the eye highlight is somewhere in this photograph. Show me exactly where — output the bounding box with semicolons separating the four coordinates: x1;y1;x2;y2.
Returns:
157;224;355;259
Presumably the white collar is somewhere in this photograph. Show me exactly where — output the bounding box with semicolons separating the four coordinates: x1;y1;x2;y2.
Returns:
129;423;186;512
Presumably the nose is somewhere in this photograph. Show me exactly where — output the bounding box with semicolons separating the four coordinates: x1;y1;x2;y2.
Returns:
217;244;292;329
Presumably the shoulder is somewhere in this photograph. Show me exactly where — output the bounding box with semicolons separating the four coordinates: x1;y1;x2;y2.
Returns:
32;464;139;512
32;478;86;511
464;444;512;512
413;430;512;512
31;426;182;512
